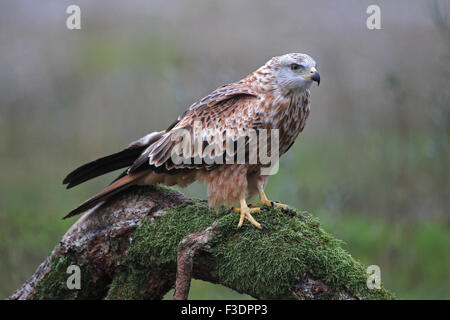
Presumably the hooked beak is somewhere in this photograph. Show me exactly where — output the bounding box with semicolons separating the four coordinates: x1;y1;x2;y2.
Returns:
310;67;320;86
297;67;320;86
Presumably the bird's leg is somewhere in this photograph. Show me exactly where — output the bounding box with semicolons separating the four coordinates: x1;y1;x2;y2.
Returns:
250;186;289;211
233;198;263;229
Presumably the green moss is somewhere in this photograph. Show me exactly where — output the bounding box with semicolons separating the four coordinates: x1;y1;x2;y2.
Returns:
106;198;226;299
33;254;71;299
211;208;393;299
33;254;100;300
105;267;152;300
116;201;393;300
127;200;223;268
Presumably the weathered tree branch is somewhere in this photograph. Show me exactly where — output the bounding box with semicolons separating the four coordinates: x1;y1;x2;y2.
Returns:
9;185;393;300
173;222;218;300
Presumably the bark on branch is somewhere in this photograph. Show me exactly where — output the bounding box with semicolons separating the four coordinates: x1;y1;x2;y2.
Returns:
9;185;393;300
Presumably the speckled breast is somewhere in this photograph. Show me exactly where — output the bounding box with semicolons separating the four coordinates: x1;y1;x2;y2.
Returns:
277;90;311;156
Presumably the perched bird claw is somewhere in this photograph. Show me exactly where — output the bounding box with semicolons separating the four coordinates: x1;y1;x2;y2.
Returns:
251;199;289;212
234;202;263;230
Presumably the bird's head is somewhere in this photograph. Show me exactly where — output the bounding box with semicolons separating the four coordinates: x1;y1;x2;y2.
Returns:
262;53;320;92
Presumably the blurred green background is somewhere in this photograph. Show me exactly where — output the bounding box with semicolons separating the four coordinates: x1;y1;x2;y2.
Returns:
0;0;449;299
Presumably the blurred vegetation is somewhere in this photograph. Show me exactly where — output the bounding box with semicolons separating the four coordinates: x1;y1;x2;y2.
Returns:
1;0;449;299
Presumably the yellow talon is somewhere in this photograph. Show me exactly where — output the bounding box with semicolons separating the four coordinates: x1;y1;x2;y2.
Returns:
250;200;289;210
249;187;290;211
232;187;289;229
234;198;263;229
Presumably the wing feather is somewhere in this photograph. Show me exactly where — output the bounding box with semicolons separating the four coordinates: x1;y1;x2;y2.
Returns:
129;83;266;173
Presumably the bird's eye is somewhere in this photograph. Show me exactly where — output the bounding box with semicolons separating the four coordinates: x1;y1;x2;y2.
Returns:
290;63;301;71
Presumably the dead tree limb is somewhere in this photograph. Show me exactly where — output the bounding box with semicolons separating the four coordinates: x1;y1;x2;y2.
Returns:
173;222;218;300
9;185;393;300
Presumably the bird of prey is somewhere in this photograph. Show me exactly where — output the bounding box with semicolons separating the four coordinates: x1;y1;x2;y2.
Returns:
63;53;320;229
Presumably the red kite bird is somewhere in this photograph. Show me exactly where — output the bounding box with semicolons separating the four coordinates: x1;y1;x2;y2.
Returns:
63;53;320;229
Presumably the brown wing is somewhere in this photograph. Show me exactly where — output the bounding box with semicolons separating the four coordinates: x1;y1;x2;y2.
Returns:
159;82;260;132
129;82;264;173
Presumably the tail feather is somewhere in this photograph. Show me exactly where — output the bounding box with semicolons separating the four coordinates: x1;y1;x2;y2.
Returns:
62;131;165;219
63;146;146;189
62;171;148;219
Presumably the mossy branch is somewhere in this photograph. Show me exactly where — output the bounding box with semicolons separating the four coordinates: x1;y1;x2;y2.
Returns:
9;185;393;300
